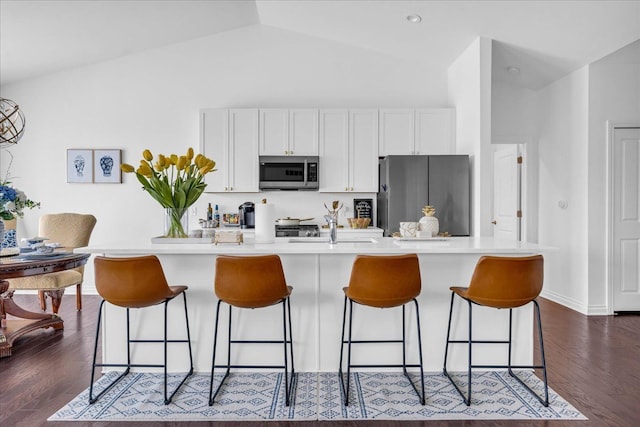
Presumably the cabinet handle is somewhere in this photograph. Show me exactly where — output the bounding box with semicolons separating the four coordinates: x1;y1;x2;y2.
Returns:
224;187;227;191
350;187;354;191
230;187;233;191
345;187;348;191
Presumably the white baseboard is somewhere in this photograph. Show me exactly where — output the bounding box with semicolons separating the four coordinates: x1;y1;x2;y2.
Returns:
540;289;588;314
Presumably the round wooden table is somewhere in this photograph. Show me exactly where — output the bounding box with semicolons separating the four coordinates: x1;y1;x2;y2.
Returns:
0;252;90;357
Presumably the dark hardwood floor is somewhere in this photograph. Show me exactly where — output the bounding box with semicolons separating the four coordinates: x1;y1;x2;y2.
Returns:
1;294;638;427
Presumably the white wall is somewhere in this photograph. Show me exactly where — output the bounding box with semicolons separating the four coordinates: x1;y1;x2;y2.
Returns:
447;37;493;237
587;49;640;314
0;24;448;242
536;67;590;312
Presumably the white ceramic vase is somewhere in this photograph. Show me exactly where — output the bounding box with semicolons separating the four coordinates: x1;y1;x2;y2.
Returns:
418;216;439;237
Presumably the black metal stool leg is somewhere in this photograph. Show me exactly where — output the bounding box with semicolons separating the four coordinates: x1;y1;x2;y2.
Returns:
443;293;472;406
161;294;194;405
89;302;131;404
283;296;296;406
507;301;550;407
209;300;230;405
337;295;349;404
344;299;355;405
282;298;291;406
209;299;297;407
401;300;426;405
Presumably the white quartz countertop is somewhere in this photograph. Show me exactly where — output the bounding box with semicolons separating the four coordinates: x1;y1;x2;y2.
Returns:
75;236;552;256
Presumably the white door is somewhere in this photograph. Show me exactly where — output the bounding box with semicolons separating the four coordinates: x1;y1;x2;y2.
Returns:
229;109;259;192
349;109;379;192
414;108;455;155
612;127;640;312
319;109;349;192
492;145;520;241
289;109;319;155
259;109;289;155
200;109;229;192
378;109;414;155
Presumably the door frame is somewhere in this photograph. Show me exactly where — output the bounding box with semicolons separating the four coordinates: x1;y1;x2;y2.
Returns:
606;121;640;314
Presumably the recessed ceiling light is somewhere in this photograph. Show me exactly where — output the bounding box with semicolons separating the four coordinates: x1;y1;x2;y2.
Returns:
507;66;520;74
406;14;422;24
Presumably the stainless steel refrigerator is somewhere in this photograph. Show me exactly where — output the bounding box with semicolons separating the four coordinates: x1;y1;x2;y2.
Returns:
377;155;470;236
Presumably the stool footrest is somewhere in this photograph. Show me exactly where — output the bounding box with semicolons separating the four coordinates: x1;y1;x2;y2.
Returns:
447;339;510;344
213;364;287;369
229;339;292;344
342;339;403;344
349;364;422;368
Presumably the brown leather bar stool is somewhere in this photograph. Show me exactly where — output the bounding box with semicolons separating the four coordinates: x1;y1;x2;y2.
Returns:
443;255;549;406
339;254;425;406
209;255;295;406
89;255;193;405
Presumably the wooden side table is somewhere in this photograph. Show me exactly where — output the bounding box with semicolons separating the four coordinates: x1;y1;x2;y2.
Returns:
0;252;90;357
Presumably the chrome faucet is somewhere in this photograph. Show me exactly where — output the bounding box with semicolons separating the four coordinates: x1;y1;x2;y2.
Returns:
324;214;338;244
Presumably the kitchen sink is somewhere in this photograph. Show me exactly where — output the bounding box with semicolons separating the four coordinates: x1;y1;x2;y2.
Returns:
287;237;378;244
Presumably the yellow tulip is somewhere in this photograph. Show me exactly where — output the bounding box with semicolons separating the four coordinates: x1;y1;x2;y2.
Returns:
157;155;167;167
169;154;178;165
121;163;135;173
199;165;211;175
186;147;194;160
137;163;153;178
194;154;205;168
177;156;188;170
153;161;163;172
142;149;153;161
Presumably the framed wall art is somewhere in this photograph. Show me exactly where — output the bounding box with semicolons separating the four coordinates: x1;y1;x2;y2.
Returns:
67;149;93;183
93;149;122;183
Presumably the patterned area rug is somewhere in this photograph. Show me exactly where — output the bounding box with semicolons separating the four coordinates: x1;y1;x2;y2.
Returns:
49;371;586;422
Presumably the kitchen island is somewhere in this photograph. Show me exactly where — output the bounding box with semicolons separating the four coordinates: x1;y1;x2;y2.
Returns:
76;236;551;373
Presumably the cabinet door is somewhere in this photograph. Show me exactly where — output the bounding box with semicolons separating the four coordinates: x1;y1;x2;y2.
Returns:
319;109;349;192
379;109;414;155
415;108;455;154
200;109;229;192
259;109;289;155
289;109;319;155
229;109;259;192
350;109;379;192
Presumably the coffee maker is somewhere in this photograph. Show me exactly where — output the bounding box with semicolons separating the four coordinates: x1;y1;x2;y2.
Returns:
239;202;255;229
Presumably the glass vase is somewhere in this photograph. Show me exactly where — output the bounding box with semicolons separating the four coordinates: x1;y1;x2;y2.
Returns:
164;207;189;238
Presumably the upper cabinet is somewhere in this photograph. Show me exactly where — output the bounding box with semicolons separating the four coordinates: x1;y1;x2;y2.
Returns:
259;109;319;156
379;108;455;156
200;108;259;193
319;109;378;192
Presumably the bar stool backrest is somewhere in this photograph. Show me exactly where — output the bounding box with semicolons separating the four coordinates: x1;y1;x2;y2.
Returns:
347;254;421;308
215;254;289;308
94;255;175;308
466;255;544;308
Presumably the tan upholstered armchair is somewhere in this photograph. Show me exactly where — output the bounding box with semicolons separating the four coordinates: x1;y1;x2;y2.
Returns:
7;213;97;314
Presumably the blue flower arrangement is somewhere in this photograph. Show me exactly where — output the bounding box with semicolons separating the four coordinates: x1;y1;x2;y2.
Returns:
1;154;40;221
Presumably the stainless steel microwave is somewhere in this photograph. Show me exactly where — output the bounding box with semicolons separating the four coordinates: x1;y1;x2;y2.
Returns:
259;156;319;191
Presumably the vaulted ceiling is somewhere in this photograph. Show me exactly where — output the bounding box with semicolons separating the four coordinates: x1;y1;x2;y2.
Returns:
1;0;639;89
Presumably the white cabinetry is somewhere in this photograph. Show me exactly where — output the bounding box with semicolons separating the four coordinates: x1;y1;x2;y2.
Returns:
319;109;378;192
379;108;455;155
200;108;259;193
259;108;318;155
